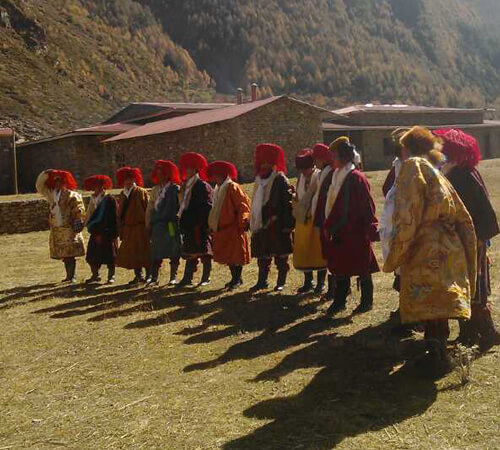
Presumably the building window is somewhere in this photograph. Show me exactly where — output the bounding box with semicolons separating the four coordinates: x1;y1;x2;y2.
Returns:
383;138;394;157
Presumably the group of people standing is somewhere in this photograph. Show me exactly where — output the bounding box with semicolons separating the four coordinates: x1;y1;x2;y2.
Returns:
35;128;499;377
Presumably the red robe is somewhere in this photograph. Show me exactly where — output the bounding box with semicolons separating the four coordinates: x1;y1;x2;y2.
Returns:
323;170;380;277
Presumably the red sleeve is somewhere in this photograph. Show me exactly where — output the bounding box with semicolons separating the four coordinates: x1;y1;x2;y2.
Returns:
382;166;396;198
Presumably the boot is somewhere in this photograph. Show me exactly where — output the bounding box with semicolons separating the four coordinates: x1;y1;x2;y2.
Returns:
314;270;327;294
297;272;315;294
129;268;145;286
147;262;160;287
418;337;451;379
353;277;374;314
169;260;179;285
107;265;116;284
275;266;289;292
321;275;336;301
199;258;212;286
85;265;101;284
326;277;349;316
226;266;243;290
62;258;77;284
251;262;270;292
178;260;196;287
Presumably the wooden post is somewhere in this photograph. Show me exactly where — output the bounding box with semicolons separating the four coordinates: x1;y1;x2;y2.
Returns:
12;129;18;194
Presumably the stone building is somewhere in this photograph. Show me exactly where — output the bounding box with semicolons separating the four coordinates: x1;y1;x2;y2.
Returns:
17;96;334;191
0;128;17;195
322;104;500;170
104;96;334;181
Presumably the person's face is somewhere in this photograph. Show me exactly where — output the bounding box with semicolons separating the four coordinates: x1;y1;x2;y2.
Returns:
124;176;134;189
314;158;326;169
332;151;345;170
214;174;226;186
300;167;314;177
260;162;273;173
54;178;63;191
158;169;168;185
93;184;104;196
186;167;196;179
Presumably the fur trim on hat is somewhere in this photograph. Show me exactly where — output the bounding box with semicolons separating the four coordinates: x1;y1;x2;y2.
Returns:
255;143;287;174
83;175;113;191
433;128;481;168
116;167;144;188
207;161;238;181
179;152;208;181
152;160;181;185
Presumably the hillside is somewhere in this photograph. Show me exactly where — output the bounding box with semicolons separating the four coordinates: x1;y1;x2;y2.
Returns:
2;0;500;138
0;0;213;139
145;0;500;110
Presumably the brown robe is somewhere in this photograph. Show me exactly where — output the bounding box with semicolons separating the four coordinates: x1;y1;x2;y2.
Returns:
116;186;151;270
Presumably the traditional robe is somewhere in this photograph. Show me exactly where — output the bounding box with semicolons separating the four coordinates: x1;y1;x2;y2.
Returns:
116;186;151;269
209;179;251;266
85;194;118;266
446;166;499;307
313;166;334;258
384;157;476;324
251;172;295;258
146;183;182;262
36;174;86;260
323;169;379;277
293;170;326;271
179;177;213;257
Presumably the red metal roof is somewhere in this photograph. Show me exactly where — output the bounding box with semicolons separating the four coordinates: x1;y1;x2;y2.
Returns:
0;128;14;137
105;96;339;143
74;123;139;134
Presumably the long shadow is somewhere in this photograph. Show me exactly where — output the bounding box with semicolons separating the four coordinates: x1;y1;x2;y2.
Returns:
223;320;437;450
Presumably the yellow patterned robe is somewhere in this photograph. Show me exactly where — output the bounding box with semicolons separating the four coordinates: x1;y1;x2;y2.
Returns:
384;157;476;324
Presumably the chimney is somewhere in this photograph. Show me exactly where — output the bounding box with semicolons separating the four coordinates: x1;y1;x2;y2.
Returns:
237;88;244;105
251;83;258;102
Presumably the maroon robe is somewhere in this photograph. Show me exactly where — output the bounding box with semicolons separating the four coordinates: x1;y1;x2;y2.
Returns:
313;167;334;258
323;170;380;277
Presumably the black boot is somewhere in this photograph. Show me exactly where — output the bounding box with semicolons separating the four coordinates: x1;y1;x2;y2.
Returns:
418;337;451;379
178;260;196;287
326;277;349;316
297;272;315;294
353;277;374;314
147;262;160;287
251;263;269;292
169;260;179;286
321;275;336;301
199;259;212;286
129;268;145;286
86;265;101;284
63;258;77;283
226;266;243;290
107;265;116;284
314;270;327;294
275;266;289;292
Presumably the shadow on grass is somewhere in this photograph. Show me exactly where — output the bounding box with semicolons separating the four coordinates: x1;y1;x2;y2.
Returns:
223;320;437;450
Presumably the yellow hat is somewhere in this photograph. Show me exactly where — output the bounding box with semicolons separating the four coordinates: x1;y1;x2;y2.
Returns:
329;136;350;152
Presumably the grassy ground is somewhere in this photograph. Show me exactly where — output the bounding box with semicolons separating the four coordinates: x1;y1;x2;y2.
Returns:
1;163;500;449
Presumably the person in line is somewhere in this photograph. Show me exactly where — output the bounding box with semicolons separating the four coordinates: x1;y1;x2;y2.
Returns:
207;161;251;290
83;175;118;284
324;141;380;316
146;160;182;287
250;143;295;292
312;141;342;299
292;149;327;293
115;167;151;285
36;170;85;283
435;128;500;351
178;152;214;287
382;128;408;198
384;126;476;376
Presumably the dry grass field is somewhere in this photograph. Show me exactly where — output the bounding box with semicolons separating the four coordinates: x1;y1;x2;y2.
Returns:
1;162;500;449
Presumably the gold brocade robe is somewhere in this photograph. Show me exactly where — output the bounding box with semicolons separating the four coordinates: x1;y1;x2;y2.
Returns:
384;157;477;323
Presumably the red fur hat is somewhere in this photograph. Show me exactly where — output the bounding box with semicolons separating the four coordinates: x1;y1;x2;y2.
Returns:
255;143;287;175
115;167;144;188
312;143;333;164
295;148;314;170
433;128;481;168
83;175;113;191
151;160;181;185
45;170;78;190
179;152;208;181
207;161;238;181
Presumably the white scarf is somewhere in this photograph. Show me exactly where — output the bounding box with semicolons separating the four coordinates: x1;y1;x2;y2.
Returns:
52;190;63;227
90;192;104;210
123;183;136;198
250;171;278;233
154;182;171;210
179;174;199;217
311;165;332;217
295;169;320;224
208;177;232;232
325;163;355;218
